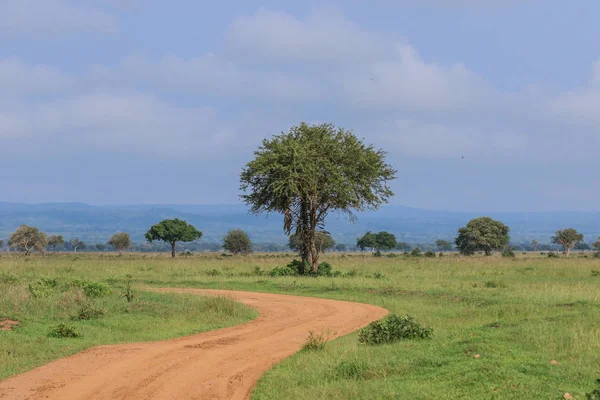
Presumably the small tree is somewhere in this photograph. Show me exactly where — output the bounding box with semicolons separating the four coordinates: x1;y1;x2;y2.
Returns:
375;231;397;251
145;218;202;258
222;229;253;255
108;232;131;255
551;228;583;257
70;238;85;252
8;225;47;255
335;243;346;252
47;235;65;251
455;217;510;256
531;240;539;252
435;240;453;252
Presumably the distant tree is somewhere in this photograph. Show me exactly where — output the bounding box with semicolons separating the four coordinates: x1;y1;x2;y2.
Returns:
70;238;85;252
435;240;453;252
0;239;4;249
455;217;510;256
551;228;584;257
531;240;539;252
575;242;591;251
375;231;397;251
335;243;346;252
222;229;253;255
594;238;600;251
95;243;107;252
357;231;396;252
357;231;377;252
396;242;411;251
47;235;65;251
8;225;47;255
240;122;396;274
289;231;334;255
108;232;131;255
145;218;202;258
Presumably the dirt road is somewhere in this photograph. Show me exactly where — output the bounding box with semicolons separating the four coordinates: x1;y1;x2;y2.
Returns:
0;289;388;400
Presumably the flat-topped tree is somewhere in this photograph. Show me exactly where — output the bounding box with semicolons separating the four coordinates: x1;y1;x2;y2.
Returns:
48;235;64;251
145;218;202;258
241;122;396;273
551;228;583;257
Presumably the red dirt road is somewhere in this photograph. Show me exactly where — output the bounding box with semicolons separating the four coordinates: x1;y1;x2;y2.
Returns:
0;289;388;400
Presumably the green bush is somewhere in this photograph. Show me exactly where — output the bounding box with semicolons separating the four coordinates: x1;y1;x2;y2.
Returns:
72;303;105;320
286;260;308;275
29;278;58;298
269;266;296;277
318;262;332;276
410;248;422;257
424;251;436;258
373;250;382;257
70;279;110;298
358;314;433;345
547;252;560;258
48;323;81;338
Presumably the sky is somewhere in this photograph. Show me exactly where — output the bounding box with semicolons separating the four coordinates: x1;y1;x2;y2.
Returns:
1;0;599;212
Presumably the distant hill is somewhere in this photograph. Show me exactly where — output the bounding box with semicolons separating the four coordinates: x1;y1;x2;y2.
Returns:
0;202;599;245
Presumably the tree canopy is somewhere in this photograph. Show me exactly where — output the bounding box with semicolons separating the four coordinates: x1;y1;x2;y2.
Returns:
8;225;47;255
455;217;510;256
70;238;85;252
47;235;65;251
551;228;583;257
357;231;397;252
222;229;253;255
435;240;453;252
145;218;202;258
240;122;396;273
108;232;131;254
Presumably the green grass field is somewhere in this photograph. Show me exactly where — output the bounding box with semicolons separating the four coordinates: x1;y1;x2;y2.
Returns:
1;252;599;399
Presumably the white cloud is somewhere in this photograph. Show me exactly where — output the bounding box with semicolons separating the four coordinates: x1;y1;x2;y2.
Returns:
0;57;75;95
551;58;600;128
380;119;528;158
226;7;387;64
2;92;237;155
0;0;117;36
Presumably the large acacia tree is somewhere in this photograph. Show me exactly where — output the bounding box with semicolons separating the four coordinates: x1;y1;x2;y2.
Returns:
145;218;202;258
455;217;510;256
240;122;396;273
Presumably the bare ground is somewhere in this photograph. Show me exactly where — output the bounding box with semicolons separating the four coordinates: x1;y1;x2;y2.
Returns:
0;289;388;400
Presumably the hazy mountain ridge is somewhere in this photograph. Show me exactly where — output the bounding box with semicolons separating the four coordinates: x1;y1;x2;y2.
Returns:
0;202;599;245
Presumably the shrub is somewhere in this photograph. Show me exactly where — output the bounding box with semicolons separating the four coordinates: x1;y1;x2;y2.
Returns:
205;269;221;276
484;280;504;288
301;330;329;351
424;251;436;258
318;262;333;277
70;279;110;298
410;248;422;257
72;303;105;320
286;260;308;275
0;272;19;284
358;314;433;345
373;250;382;257
29;278;58;298
48;323;81;338
547;252;560;258
120;275;135;303
501;249;516;258
386;253;398;258
591;270;600;277
269;266;296;277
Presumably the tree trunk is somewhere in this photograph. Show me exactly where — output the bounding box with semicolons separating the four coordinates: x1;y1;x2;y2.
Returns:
565;246;570;257
171;242;176;258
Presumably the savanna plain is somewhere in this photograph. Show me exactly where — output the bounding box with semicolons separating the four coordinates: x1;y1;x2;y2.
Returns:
1;252;599;399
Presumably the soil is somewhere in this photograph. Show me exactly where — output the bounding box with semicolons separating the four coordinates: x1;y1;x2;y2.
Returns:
0;319;19;331
0;289;388;400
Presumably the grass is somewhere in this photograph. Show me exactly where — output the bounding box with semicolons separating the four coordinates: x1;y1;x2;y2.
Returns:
1;251;600;399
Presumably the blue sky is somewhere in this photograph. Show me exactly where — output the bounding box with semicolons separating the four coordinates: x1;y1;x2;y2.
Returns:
1;0;599;212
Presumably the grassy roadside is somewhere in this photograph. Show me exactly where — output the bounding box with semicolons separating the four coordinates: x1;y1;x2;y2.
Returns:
1;252;600;398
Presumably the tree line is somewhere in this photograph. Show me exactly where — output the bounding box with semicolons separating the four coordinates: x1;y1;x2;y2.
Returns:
1;122;598;267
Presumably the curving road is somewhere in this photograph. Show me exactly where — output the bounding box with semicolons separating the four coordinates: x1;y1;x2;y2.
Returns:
0;289;388;400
